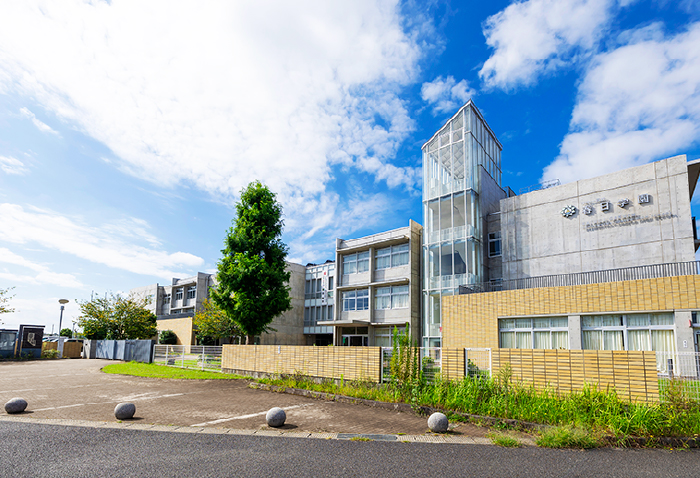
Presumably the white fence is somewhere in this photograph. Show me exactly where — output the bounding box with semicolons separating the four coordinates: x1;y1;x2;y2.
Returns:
655;351;700;378
465;348;492;379
153;345;223;372
380;347;443;383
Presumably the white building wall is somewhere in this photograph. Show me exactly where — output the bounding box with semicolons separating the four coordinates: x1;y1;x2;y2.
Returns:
501;155;696;280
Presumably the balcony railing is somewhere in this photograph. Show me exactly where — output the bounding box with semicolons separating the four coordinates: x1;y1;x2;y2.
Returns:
459;260;700;295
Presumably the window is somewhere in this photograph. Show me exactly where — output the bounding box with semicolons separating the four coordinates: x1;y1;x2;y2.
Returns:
187;285;196;299
342;289;369;311
375;244;409;270
375;285;409;310
175;288;183;301
488;232;501;257
374;326;404;347
499;317;569;349
328;276;334;299
342;252;369;275
581;313;675;352
163;294;171;305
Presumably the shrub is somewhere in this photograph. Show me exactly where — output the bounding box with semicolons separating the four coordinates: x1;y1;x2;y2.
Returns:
159;330;178;345
41;349;59;359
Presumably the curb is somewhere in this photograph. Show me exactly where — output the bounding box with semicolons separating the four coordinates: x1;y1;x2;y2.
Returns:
248;382;700;449
0;415;495;445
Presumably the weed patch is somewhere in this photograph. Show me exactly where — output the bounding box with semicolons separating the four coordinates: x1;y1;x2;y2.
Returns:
488;432;521;447
536;426;601;449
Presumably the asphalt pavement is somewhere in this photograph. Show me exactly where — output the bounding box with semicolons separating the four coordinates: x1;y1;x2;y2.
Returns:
2;359;699;478
1;420;699;478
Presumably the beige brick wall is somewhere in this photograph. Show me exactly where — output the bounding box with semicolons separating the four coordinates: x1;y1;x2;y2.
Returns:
442;275;700;349
157;317;194;346
222;345;381;382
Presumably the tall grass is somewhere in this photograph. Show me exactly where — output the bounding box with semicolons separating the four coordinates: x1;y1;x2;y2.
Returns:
263;371;700;438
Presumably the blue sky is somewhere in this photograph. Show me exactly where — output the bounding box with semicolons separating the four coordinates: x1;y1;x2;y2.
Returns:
1;0;699;331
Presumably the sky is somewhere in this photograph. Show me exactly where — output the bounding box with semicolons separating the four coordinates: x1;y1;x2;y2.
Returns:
1;0;699;332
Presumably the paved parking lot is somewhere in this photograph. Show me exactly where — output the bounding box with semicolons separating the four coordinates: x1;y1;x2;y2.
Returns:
0;359;486;437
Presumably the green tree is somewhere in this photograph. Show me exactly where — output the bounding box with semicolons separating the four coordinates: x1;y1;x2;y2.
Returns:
76;294;157;340
211;181;291;344
59;328;73;338
193;298;242;344
0;287;15;323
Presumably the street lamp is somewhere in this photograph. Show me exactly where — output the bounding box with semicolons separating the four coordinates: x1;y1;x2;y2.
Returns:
58;299;69;335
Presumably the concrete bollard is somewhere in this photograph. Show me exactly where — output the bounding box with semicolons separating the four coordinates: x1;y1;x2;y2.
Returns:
114;402;136;420
266;407;286;427
427;412;449;433
4;398;28;414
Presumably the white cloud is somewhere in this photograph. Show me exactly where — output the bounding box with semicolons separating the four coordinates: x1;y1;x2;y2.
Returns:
479;0;635;90
0;155;28;175
19;107;60;136
543;23;700;183
0;203;204;279
0;247;83;288
421;76;475;114
2;296;80;332
0;1;426;241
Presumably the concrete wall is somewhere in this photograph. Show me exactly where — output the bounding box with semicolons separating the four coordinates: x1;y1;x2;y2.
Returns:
500;155;696;280
480;165;507;281
334;220;422;344
259;262;306;345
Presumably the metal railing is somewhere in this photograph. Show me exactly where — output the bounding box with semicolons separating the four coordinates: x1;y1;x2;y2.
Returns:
153;345;223;372
380;347;442;384
657;351;700;402
459;260;700;295
465;348;492;379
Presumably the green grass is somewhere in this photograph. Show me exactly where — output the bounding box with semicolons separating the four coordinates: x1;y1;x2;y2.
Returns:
536;426;601;449
102;362;246;380
261;373;700;440
488;432;521;447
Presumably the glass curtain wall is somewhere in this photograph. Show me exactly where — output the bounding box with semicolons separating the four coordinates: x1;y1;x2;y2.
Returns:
421;103;503;347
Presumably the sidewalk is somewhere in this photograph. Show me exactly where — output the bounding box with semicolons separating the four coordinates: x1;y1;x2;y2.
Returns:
0;359;518;445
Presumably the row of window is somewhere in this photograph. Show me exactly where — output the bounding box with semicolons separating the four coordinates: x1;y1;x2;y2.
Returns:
498;313;677;352
163;285;197;305
305;276;334;299
342;244;410;275
342;286;409;312
304;305;334;326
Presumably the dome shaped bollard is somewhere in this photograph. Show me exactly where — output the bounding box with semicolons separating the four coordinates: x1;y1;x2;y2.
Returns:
428;412;449;433
4;398;28;414
114;402;136;420
266;407;286;427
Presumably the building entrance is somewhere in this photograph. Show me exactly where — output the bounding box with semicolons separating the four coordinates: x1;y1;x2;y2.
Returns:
342;335;368;346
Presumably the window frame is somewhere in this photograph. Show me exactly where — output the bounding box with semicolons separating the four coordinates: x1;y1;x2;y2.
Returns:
581;313;675;352
488;231;501;258
342;252;370;275
342;288;369;311
375;285;409;310
499;317;569;350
